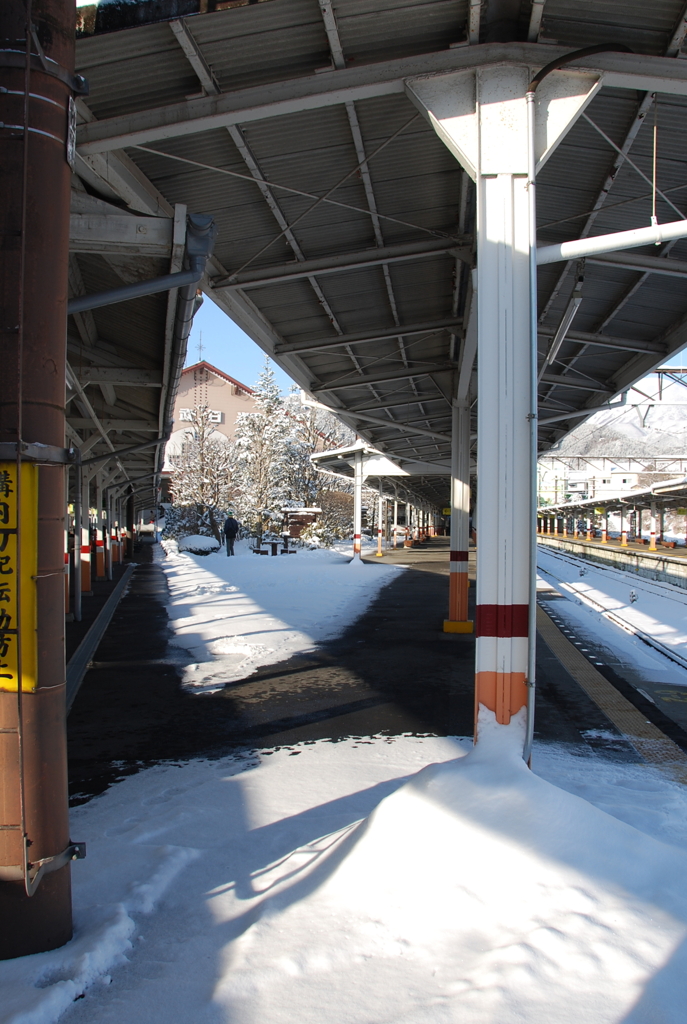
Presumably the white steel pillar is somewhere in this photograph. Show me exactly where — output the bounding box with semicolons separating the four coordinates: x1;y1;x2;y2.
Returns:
353;448;363;560
445;400;472;632
650;502;657;551
376;482;384;556
621;508;628;546
408;62;600;741
393;499;398;547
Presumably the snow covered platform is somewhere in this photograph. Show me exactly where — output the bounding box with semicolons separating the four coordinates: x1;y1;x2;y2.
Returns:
6;719;687;1024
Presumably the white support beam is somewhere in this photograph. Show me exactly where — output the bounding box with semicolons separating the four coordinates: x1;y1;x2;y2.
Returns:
666;2;687;57
213;239;464;290
539;372;612;393
74;99;173;216
467;0;481;44
587;250;687;278
169;19;220;94
344;409;450;442
537;327;665;356
76;46;687;157
311;363;452;392
318;0;346;70
350;393;449;414
69;213;173;256
527;0;546;43
275;317;463;356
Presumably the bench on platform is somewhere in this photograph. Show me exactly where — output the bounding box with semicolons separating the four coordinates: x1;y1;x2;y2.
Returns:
252;541;297;556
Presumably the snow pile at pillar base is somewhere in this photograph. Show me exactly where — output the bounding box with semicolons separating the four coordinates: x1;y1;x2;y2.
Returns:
216;709;687;1024
4;733;687;1024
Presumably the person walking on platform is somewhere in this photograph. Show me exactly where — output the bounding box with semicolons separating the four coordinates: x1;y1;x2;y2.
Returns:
223;512;240;556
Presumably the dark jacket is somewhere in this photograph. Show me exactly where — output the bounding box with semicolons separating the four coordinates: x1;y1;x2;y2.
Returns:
223;516;240;538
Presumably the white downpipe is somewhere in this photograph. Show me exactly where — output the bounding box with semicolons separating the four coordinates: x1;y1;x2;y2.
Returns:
537;217;687;266
524;88;538;765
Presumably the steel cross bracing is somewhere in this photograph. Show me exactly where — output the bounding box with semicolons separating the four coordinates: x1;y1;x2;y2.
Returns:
165;7;456;452
316;1;434;429
71;6;687;510
537;4;687;431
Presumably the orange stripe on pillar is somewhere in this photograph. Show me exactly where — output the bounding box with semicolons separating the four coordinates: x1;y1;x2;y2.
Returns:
475;672;528;725
475;604;529;724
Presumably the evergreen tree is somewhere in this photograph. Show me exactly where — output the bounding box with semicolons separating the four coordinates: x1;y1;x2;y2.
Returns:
232;359;290;540
282;390;355;507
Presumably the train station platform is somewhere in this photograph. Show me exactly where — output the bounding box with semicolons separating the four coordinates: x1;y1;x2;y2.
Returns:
538;533;687;590
67;536;687;806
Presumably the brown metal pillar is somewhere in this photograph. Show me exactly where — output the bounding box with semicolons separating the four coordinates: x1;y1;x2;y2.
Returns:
0;0;74;957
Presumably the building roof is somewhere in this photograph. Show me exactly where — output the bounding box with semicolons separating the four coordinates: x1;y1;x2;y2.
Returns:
181;361;254;394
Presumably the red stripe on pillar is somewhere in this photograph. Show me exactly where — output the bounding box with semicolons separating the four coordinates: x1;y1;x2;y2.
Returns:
476;604;529;638
81;545;90;555
449;550;468;562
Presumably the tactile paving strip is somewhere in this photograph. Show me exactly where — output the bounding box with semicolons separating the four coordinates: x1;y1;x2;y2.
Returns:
537;605;687;785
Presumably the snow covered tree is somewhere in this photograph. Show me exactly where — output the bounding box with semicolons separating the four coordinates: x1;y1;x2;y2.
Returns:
167;405;234;542
282;390;355;506
317;489;354;539
232;359;290;540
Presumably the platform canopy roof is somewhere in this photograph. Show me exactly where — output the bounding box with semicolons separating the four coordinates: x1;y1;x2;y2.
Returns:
541;475;687;515
70;0;687;508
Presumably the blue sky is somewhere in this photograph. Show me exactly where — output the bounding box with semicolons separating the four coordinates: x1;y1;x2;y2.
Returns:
186;299;297;394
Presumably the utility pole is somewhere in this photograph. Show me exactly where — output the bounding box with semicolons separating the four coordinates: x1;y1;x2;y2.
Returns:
0;0;80;957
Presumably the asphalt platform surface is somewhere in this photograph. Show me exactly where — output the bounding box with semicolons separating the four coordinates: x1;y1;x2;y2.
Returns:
68;537;649;805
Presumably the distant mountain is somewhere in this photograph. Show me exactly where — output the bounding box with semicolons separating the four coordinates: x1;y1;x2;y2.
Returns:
551;399;687;457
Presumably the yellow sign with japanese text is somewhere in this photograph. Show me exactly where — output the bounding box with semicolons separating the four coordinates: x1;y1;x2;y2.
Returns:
0;463;38;692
